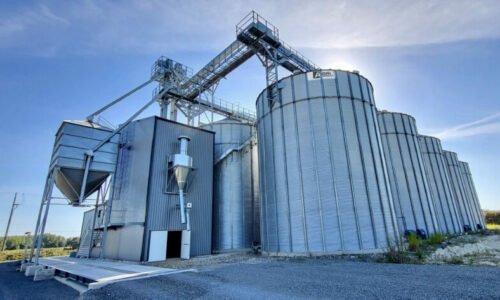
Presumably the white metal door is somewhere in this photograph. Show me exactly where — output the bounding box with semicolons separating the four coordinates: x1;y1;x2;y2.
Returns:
148;230;168;262
181;230;191;259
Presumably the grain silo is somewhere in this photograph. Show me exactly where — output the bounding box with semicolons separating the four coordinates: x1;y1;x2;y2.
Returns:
443;151;475;230
378;112;439;236
256;70;399;254
418;135;462;234
458;161;486;230
201;119;260;252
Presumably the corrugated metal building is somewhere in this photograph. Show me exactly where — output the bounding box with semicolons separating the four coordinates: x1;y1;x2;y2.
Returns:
79;116;214;261
378;111;438;236
418;135;462;234
256;70;400;254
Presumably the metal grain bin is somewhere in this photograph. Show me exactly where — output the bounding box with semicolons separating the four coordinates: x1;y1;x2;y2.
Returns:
418;135;462;234
458;161;486;230
201;119;259;252
256;70;399;254
51;120;119;205
443;151;475;230
378;112;439;236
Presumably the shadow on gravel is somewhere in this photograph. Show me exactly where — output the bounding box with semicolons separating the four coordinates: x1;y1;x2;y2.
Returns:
0;261;79;300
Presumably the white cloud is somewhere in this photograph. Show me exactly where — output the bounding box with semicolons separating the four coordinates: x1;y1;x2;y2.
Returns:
1;0;500;56
433;112;500;140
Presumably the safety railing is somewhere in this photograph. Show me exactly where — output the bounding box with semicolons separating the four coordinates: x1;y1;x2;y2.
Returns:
236;10;279;38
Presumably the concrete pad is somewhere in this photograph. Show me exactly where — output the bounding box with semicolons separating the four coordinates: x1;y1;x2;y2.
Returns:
20;262;33;272
34;267;55;281
25;265;43;276
37;257;180;288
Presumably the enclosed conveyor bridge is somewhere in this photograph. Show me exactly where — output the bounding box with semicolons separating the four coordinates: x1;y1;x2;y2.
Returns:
152;10;319;124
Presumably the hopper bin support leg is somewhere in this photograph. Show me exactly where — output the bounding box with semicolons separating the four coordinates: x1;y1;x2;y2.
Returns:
34;172;55;265
88;188;100;258
79;154;93;204
28;172;52;263
100;173;116;259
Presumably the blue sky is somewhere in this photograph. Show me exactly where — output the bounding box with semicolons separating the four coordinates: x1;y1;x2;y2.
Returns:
0;0;499;237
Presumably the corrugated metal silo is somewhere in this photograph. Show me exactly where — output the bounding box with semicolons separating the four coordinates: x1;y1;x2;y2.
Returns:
201;119;260;252
378;111;439;236
256;70;399;254
458;161;486;230
443;151;475;230
418;135;462;234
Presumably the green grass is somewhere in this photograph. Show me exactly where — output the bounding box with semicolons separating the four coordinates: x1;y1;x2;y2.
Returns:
428;233;446;245
0;247;72;262
407;233;422;251
486;223;500;230
379;246;413;264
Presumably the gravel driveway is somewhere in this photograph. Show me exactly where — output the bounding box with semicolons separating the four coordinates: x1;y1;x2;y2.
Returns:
83;258;500;300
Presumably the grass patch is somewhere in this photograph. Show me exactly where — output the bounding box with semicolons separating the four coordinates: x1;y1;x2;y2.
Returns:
0;247;72;262
379;246;413;264
486;223;500;230
407;233;422;251
428;233;446;245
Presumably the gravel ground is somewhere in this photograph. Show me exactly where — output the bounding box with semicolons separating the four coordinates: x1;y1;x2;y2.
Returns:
84;257;500;300
427;234;500;266
0;261;78;300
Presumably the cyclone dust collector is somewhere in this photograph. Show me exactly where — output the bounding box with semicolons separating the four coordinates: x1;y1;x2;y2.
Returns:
171;136;193;259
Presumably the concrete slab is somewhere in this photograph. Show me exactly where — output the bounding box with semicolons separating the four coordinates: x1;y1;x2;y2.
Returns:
25;265;43;276
34;267;55;281
37;257;180;287
19;262;32;272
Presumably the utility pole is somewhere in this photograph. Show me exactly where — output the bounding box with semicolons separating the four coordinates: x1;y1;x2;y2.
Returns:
1;193;19;251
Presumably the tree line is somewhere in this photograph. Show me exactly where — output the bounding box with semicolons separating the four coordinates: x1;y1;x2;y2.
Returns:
484;210;500;225
1;234;80;251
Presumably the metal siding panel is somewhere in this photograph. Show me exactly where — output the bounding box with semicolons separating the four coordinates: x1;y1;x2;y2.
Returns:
342;99;368;249
444;151;472;228
144;118;213;258
282;104;307;252
281;77;294;105
263;108;278;251
256;111;269;251
313;97;341;251
360;78;369;102
293;73;308;100
296;100;322;252
331;99;358;250
367;107;396;247
272;109;291;252
111;119;154;226
323;78;338;97
464;164;485;228
459;162;483;229
337;71;350;98
355;101;379;248
349;74;362;99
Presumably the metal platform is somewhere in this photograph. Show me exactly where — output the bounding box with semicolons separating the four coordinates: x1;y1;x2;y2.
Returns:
38;257;183;289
